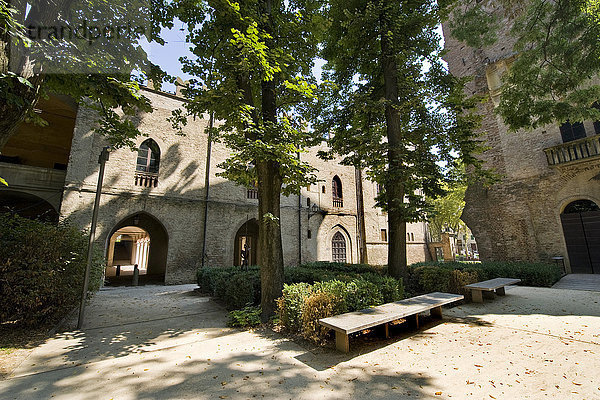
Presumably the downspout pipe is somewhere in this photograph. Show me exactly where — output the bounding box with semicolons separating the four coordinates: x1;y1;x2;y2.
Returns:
201;113;214;267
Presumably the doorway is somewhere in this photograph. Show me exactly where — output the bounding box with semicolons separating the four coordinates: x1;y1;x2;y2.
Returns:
234;218;259;267
106;212;168;284
560;200;600;274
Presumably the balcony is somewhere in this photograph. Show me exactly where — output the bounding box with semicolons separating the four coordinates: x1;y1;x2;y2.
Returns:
135;171;159;187
0;162;66;191
544;135;600;166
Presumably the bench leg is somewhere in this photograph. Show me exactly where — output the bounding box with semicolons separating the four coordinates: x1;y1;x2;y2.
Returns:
471;289;483;303
496;287;506;296
335;331;350;353
384;323;389;338
430;306;443;319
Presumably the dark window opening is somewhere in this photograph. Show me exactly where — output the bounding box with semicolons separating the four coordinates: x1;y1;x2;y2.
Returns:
247;182;258;199
306;198;311;207
332;175;343;207
322;185;326;194
381;229;387;242
560;122;586;143
307;229;312;239
593;103;600;135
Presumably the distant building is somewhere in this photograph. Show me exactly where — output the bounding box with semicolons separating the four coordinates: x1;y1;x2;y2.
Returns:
0;86;431;284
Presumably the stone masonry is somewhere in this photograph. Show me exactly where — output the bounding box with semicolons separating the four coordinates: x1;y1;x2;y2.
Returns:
442;7;600;272
59;88;430;284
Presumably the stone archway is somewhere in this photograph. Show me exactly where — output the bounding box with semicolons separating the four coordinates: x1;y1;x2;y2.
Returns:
560;200;600;274
106;212;168;284
0;190;59;223
234;218;259;267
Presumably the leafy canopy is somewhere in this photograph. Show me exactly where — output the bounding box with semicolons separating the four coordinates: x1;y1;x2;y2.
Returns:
449;0;600;130
171;0;325;195
316;0;484;221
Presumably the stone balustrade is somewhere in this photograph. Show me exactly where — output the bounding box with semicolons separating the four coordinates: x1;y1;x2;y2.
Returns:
544;134;600;166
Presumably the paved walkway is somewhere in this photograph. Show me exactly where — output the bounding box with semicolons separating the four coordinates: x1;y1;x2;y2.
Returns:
1;284;599;399
552;273;600;291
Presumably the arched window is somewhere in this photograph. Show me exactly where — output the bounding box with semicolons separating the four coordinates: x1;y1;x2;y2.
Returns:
135;139;160;187
332;231;347;263
332;175;343;207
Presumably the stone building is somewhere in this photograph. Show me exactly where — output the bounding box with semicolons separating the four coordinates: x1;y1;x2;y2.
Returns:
0;87;430;284
443;14;600;274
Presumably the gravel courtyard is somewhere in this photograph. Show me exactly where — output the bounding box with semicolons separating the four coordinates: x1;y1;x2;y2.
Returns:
1;283;599;399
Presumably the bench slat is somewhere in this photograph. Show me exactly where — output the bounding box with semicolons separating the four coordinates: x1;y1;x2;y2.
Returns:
464;278;521;291
319;292;463;335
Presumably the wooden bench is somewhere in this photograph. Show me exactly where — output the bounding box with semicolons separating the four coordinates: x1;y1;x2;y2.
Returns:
318;292;464;353
464;278;521;303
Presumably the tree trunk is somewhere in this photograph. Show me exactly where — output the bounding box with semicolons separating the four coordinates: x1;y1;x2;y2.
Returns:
380;11;408;282
257;159;284;321
257;0;284;321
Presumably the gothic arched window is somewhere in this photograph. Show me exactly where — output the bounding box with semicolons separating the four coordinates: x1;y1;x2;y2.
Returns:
135;139;160;187
332;175;343;207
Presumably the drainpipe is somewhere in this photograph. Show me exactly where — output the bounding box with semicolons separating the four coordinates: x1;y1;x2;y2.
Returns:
297;152;302;265
355;167;368;264
200;113;214;267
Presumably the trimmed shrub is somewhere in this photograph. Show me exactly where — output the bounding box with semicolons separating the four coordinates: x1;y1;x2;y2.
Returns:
277;282;313;331
0;214;104;326
300;291;343;342
407;260;562;297
197;262;390;310
277;275;404;342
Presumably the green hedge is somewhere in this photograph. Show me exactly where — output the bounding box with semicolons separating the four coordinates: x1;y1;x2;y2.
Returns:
276;275;404;342
407;261;562;297
196;262;387;310
0;214;104;326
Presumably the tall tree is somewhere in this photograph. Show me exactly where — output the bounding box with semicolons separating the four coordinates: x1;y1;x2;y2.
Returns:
449;0;600;130
317;0;482;281
0;0;171;152
171;0;322;319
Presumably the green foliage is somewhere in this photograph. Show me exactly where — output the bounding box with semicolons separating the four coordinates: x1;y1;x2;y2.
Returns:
277;283;313;331
449;0;600;130
317;0;484;221
170;0;324;194
227;306;262;328
0;214;104;326
197;262;388;310
427;168;468;242
276;275;404;342
407;261;563;297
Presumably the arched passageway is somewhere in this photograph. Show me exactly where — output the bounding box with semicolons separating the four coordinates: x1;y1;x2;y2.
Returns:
0;190;59;223
234;218;259;267
561;200;600;274
106;213;168;284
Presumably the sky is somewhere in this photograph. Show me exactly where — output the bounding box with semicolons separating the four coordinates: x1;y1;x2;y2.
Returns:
146;21;443;93
145;20;325;93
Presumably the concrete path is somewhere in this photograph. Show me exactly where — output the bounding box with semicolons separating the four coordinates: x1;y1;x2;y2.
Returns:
552;273;600;291
1;285;599;399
